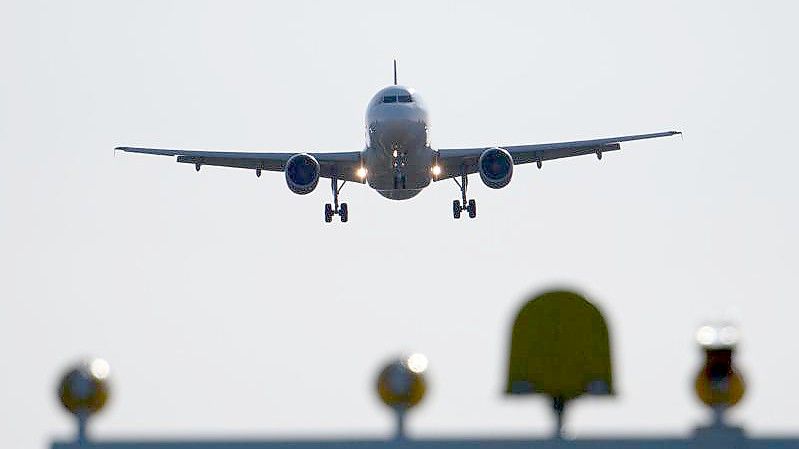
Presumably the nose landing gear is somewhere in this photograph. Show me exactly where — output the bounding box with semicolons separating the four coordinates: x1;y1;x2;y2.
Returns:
393;172;407;190
324;177;349;223
392;144;408;190
452;173;477;219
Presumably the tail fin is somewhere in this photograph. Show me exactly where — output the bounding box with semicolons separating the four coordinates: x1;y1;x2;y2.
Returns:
393;59;397;85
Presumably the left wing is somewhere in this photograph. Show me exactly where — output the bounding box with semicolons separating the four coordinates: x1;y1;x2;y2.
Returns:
116;147;365;182
434;131;680;179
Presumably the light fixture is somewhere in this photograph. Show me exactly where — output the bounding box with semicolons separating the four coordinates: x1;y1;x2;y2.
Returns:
357;167;368;179
431;165;442;176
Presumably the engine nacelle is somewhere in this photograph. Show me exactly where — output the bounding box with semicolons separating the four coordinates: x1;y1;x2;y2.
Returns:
285;153;320;195
478;147;513;189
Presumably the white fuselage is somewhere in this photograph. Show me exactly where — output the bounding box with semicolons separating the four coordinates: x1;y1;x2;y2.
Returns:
363;86;434;200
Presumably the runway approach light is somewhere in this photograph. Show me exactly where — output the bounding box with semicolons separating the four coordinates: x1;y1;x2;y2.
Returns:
58;358;111;444
694;323;745;425
506;290;613;438
376;354;428;439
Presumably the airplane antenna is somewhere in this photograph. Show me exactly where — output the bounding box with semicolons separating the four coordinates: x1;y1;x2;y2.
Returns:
393;59;397;85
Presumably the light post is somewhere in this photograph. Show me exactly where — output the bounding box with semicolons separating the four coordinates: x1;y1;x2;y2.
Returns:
376;353;428;440
57;358;111;446
694;323;745;428
506;290;613;439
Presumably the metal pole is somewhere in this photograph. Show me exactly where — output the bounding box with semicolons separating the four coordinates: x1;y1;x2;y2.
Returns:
553;397;566;440
712;404;726;428
394;406;407;440
76;410;88;446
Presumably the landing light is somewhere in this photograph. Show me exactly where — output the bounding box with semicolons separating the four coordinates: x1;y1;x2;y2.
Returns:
431;165;442;176
357;167;368;179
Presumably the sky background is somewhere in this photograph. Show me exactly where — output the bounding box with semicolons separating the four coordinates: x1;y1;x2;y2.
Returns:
2;1;798;448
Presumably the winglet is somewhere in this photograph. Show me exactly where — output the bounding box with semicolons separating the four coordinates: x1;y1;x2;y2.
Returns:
669;130;684;141
393;59;397;85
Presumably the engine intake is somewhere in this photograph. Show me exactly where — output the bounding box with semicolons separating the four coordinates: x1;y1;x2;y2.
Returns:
285;153;320;195
478;147;513;189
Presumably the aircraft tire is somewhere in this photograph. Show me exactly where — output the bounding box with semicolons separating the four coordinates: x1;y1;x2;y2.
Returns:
453;200;461;219
468;199;477;218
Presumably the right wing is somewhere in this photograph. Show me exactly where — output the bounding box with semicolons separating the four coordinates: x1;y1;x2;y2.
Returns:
117;147;365;182
435;131;680;179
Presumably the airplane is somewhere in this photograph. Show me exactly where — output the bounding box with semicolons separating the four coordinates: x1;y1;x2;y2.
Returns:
117;62;680;223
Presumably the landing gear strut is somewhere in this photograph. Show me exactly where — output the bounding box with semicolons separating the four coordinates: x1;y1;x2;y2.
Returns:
324;177;349;223
452;173;477;219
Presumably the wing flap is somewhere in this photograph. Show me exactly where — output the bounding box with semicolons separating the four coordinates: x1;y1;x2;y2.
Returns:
176;155;286;171
509;143;620;165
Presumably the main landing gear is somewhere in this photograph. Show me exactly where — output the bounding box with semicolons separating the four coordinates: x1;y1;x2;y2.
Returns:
452;173;477;219
324;177;349;223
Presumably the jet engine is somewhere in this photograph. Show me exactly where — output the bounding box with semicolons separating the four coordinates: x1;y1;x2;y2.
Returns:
285;153;320;195
478;147;513;189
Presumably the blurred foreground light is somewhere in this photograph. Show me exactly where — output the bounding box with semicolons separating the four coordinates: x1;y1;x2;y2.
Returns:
694;323;745;410
58;358;111;416
377;354;429;440
377;355;428;410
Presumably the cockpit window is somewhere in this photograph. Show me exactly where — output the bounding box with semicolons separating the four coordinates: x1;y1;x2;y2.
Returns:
382;95;397;103
398;95;413;103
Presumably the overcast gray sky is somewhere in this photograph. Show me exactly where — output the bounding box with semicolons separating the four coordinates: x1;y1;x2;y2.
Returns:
2;1;798;448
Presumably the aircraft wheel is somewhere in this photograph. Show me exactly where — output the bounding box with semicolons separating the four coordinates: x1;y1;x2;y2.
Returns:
453;200;461;219
324;203;333;223
467;199;477;218
339;203;348;222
